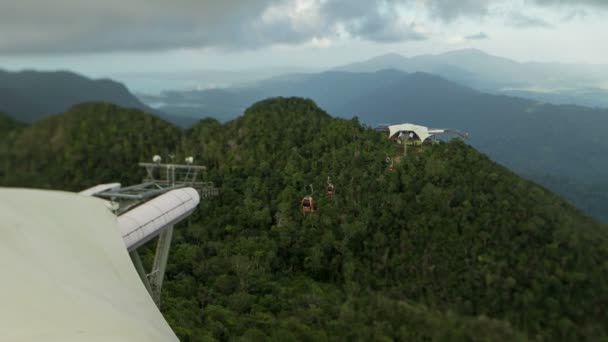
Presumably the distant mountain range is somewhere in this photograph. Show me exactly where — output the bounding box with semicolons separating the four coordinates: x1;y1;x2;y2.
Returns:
333;49;608;108
141;49;608;125
138;87;267;125
142;69;608;222
0;59;606;221
0;69;153;122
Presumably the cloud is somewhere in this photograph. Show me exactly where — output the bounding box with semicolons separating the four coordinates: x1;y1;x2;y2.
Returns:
426;0;492;21
0;0;431;54
465;32;490;40
509;13;553;28
530;0;608;8
1;0;598;54
447;36;466;45
256;0;428;45
308;37;333;48
0;0;281;54
446;31;489;45
561;9;589;21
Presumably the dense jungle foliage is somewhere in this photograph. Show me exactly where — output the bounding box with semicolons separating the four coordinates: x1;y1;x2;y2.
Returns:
150;70;608;223
0;102;180;189
1;99;607;341
0;112;24;135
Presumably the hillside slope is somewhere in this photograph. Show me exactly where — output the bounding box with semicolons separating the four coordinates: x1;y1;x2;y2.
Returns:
337;73;608;221
0;112;24;138
0;70;152;122
0;102;180;190
1;98;606;340
0;113;25;181
162;98;607;340
142;70;608;222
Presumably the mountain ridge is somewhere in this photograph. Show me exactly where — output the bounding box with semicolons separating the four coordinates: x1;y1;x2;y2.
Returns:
1;98;607;340
0;102;180;190
332;49;608;107
0;69;154;122
140;68;608;222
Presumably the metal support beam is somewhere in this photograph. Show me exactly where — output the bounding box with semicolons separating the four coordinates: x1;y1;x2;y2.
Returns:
149;226;174;307
130;250;152;294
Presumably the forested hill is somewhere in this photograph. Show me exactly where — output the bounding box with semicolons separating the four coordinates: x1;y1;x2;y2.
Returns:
0;112;24;138
147;70;608;222
0;102;180;189
0;69;152;123
1;98;607;340
0;113;24;180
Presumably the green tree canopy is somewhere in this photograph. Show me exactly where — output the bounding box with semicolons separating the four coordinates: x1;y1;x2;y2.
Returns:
1;98;607;341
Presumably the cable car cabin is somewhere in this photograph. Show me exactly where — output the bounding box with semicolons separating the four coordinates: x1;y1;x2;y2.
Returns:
326;184;335;198
301;196;315;213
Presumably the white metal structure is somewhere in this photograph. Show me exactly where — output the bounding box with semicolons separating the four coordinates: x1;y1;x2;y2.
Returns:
388;123;446;142
78;182;121;196
118;187;200;252
91;159;216;307
0;188;178;341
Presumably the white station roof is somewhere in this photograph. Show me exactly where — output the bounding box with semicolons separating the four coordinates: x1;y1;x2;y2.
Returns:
0;188;178;342
388;123;446;142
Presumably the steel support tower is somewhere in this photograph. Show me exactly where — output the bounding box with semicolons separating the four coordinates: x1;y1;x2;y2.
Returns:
93;158;218;307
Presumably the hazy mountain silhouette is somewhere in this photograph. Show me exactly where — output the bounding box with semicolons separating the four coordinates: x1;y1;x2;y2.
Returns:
0;69;152;122
333;49;608;108
335;49;608;89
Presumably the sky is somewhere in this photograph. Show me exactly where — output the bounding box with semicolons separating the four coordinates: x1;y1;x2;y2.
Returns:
0;0;606;79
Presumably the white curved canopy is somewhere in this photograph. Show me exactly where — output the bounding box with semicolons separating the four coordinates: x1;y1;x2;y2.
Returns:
0;188;178;342
118;187;200;251
79;183;121;196
388;123;445;142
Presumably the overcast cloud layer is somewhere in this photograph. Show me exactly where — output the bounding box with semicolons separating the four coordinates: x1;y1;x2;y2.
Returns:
0;0;605;54
531;0;608;7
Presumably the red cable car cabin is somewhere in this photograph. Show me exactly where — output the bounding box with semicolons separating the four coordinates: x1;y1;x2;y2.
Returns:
326;184;335;198
301;196;315;213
